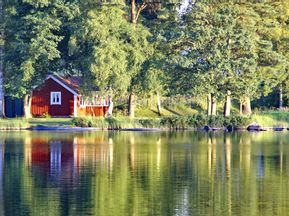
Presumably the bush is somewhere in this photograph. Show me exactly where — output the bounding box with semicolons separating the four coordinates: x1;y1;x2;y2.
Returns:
224;115;251;128
207;115;225;128
72;114;252;130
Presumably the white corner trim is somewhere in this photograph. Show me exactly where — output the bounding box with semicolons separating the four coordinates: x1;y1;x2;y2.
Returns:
47;75;78;96
73;95;78;117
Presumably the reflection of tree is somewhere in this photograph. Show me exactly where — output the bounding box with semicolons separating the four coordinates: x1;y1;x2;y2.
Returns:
0;137;4;215
2;131;289;215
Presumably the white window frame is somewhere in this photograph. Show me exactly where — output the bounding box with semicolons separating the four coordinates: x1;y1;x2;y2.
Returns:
50;92;61;105
80;96;85;107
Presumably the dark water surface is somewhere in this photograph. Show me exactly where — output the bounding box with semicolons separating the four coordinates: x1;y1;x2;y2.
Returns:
0;131;288;216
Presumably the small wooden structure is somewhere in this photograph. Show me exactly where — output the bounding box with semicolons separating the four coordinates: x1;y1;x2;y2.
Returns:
31;74;110;117
4;96;24;117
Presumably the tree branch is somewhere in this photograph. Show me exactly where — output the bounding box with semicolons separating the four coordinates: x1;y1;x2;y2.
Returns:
135;2;148;23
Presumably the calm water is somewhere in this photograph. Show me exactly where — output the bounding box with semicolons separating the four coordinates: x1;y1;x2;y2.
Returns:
0;131;288;216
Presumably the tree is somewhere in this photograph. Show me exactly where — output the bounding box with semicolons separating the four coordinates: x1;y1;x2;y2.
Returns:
70;1;181;118
263;1;289;109
176;2;259;116
242;1;289;112
0;0;4;117
128;0;180;117
69;3;153;117
4;0;78;117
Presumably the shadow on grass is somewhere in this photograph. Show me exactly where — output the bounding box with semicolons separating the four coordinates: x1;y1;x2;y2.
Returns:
163;106;181;116
28;118;73;127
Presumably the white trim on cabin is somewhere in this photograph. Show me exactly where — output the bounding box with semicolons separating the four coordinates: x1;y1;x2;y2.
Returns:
46;75;78;96
73;95;78;117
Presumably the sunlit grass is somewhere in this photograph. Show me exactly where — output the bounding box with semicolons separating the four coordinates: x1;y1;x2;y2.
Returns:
0;110;288;130
0;118;73;129
252;111;289;127
28;118;73;127
135;104;199;118
0;118;29;130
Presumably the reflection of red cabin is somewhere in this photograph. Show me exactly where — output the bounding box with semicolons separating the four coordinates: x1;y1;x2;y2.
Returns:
31;138;74;176
31;75;110;117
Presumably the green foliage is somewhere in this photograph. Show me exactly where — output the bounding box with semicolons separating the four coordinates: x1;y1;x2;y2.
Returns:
175;2;260;101
3;0;79;97
252;111;289;127
72;114;251;129
41;112;51;118
71;5;153;96
1;0;289;113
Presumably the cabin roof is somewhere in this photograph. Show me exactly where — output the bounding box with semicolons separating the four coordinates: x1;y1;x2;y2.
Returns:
46;74;100;95
47;74;80;95
56;75;81;93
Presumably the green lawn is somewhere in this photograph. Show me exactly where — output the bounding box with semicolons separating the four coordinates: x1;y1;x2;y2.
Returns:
0;117;73;129
252;111;289;127
135;105;199;118
28;118;73;127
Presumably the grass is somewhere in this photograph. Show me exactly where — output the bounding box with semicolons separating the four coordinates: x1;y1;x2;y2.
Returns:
0;118;29;130
0;109;288;130
252;111;289;127
72;115;252;130
0;118;73;130
28;118;73;127
135;104;199;118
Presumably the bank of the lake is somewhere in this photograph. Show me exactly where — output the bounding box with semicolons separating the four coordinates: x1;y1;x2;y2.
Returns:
1;111;289;131
72;115;251;130
71;111;289;130
0;118;73;130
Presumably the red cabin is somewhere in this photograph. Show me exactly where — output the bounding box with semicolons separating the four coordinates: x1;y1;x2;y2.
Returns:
31;75;110;117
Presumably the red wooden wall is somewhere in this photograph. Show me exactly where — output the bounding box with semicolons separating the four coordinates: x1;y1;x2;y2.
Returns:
31;79;74;116
77;106;109;117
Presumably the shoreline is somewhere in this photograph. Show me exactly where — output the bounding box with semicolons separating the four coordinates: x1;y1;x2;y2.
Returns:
1;112;289;132
0;125;288;132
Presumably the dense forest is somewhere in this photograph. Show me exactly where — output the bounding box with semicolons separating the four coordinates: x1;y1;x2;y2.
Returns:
0;0;288;118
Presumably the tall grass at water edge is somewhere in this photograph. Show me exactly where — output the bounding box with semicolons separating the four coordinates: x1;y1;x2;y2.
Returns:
72;114;251;130
0;119;29;130
252;111;289;127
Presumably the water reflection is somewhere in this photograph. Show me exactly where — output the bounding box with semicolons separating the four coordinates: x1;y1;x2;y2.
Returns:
0;131;289;215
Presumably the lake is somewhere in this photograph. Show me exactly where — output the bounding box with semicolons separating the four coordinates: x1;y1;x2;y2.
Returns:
0;131;288;216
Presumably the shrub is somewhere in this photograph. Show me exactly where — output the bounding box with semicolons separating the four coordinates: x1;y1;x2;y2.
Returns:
72;114;252;130
207;115;225;128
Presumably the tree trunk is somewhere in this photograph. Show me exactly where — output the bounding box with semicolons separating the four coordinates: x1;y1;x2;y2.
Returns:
224;91;231;117
108;102;113;117
24;94;32;118
131;0;137;24
242;97;251;115
239;101;243;115
207;94;212;116
128;93;136;118
279;86;283;109
157;93;162;116
0;1;4;118
211;95;217;116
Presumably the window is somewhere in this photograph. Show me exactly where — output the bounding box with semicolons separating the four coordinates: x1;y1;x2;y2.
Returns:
51;92;61;105
80;96;85;106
